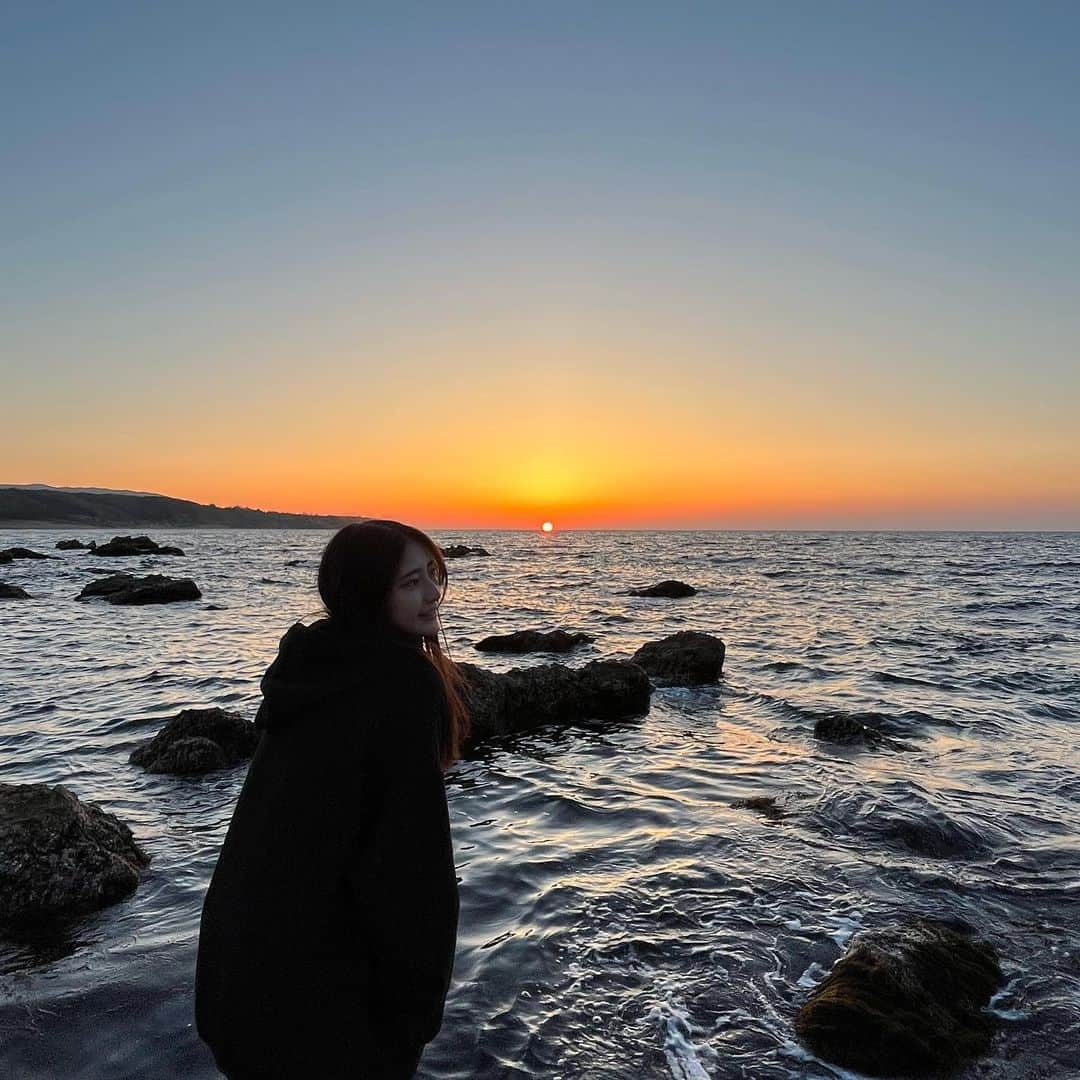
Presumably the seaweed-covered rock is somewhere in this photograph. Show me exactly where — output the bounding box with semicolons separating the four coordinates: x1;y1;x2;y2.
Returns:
457;660;651;746
0;583;31;599
631;631;725;685
0;547;52;561
474;629;595;654
0;783;150;925
796;919;1002;1077
55;539;91;550
813;713;912;752
76;573;201;605
92;535;185;557
628;579;697;598
441;544;491;559
129;708;259;774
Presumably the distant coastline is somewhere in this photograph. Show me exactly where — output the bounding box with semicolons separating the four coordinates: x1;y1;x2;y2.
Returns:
0;487;355;529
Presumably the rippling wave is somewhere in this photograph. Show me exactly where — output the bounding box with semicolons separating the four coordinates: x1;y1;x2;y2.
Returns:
2;529;1079;1078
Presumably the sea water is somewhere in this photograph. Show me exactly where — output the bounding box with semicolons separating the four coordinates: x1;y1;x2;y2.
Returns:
1;529;1078;1078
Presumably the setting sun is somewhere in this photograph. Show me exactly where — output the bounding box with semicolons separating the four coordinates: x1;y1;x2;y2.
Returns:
541;521;554;532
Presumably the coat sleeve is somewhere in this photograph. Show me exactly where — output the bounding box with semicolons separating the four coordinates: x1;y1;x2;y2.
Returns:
357;653;460;1050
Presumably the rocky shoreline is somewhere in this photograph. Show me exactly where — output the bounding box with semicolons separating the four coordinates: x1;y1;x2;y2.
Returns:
0;532;1012;1076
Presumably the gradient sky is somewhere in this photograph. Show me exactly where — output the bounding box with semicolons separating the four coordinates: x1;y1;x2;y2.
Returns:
4;2;1078;528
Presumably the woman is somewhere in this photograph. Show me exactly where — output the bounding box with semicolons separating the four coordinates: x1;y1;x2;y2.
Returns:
196;521;468;1079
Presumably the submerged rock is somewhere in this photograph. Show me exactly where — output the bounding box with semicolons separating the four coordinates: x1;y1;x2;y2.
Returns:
92;535;185;557
55;539;91;550
731;795;786;821
457;660;651;746
0;583;31;599
474;629;595;654
129;708;259;774
628;579;697;598
795;918;1002;1077
441;544;491;559
77;573;201;605
0;783;150;925
631;631;725;685
814;713;912;752
0;547;52;561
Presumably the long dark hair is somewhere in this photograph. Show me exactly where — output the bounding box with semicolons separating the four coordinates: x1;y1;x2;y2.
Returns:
317;520;469;769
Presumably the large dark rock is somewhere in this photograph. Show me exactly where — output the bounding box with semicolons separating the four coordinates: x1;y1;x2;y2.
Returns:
631;631;725;685
474;629;595;654
441;544;491;559
76;573;201;605
55;539;91;550
628;579;697;598
0;547;52;561
129;708;259;774
796;919;1002;1077
0;783;150;925
0;583;31;599
457;660;652;746
814;713;912;752
92;535;185;557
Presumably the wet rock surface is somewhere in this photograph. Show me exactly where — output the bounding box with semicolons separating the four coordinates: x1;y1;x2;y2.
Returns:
795;918;1002;1077
129;708;259;774
731;795;786;821
55;539;91;550
441;544;491;558
474;629;595;653
630;631;726;685
0;783;150;926
628;579;697;598
457;659;652;745
76;573;202;605
91;535;185;557
0;547;52;561
814;712;913;751
0;583;31;599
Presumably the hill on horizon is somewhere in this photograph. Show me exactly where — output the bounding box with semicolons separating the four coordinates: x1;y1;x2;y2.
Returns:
0;486;355;529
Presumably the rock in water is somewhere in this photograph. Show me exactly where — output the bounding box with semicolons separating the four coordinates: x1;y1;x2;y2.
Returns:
441;544;491;558
795;919;1002;1077
92;535;185;557
76;573;201;605
813;712;912;752
55;539;91;550
628;579;697;598
129;708;260;774
631;631;725;685
456;660;651;746
0;583;31;599
0;547;52;561
0;783;150;925
474;629;595;653
731;795;786;821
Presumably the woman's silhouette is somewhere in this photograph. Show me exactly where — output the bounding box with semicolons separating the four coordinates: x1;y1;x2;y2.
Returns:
196;521;468;1079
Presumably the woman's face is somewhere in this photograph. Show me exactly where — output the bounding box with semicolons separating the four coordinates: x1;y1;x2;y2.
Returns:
386;538;443;637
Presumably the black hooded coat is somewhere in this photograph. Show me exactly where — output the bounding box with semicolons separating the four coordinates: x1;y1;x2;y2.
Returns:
195;619;459;1079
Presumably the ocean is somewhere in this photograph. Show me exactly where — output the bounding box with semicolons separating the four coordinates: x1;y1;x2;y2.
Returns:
1;528;1078;1079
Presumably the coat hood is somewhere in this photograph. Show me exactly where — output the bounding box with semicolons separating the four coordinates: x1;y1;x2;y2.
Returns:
255;618;425;731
